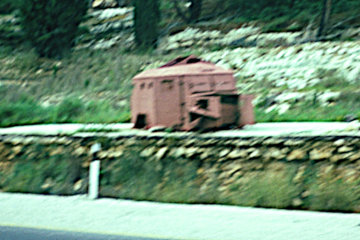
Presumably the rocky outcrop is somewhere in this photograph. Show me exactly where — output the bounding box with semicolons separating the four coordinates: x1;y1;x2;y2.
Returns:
76;7;134;50
92;0;119;9
161;26;305;52
1;132;360;212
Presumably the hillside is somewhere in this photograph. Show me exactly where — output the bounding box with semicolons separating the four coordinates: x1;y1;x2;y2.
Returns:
0;0;360;127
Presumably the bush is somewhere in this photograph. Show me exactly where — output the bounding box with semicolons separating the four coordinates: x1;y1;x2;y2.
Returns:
0;97;53;127
17;0;88;58
53;97;85;123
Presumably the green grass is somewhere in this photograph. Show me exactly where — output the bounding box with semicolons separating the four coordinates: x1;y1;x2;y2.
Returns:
3;151;81;194
228;168;301;208
307;171;360;212
0;95;131;128
255;100;360;123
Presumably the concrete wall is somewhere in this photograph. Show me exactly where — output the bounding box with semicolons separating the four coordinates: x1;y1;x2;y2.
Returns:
1;133;359;212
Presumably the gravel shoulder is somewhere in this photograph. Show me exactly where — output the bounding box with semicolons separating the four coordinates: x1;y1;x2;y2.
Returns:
0;193;359;240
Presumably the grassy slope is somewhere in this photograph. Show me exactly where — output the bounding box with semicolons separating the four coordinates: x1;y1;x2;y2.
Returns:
0;1;360;127
1;43;360;127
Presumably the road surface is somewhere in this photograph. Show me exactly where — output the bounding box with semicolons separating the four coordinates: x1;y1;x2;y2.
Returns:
0;226;168;240
0;193;359;240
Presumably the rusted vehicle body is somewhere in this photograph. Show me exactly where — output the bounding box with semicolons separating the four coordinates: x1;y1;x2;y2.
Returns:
131;55;254;131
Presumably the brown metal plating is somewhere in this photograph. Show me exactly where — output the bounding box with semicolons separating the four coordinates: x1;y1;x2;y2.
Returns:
131;56;254;130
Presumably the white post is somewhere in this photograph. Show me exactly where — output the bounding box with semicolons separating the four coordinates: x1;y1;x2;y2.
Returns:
89;143;101;200
89;160;100;200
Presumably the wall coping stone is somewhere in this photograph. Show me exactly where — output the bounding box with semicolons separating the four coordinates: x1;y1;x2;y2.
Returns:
0;122;359;140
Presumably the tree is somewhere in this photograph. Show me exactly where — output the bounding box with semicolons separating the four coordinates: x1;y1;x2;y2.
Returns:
317;0;332;38
0;0;17;14
17;0;88;58
133;0;160;49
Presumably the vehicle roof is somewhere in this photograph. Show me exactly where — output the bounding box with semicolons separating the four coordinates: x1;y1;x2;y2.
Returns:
133;55;233;80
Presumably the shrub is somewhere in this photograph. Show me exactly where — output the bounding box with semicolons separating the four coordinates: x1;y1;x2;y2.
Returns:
53;97;85;123
0;98;52;127
17;0;88;58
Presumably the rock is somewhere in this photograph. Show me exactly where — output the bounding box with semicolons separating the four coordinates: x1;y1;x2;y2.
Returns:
12;146;23;156
155;139;166;146
287;149;306;161
292;198;303;207
317;91;341;106
185;147;199;158
227;149;247;159
264;148;285;161
349;152;360;162
219;149;230;158
347;66;360;83
140;147;156;157
330;153;353;163
93;37;119;50
248;149;261;159
74;147;87;156
200;139;218;146
301;190;310;198
9;137;23;145
275;92;306;104
172;147;186;158
155;147;168;160
98;151;109;159
284;140;305;146
73;179;83;191
50;147;65;156
41;178;54;190
235;140;251;147
184;139;197;147
92;0;118;9
309;147;335;160
22;137;37;145
278;103;291;114
263;138;284;146
293;166;306;183
265;103;291;114
337;146;353;153
110;148;124;158
333;139;345;146
196;168;205;175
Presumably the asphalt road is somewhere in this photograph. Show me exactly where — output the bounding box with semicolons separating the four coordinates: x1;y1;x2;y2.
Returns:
0;226;170;240
1;193;360;240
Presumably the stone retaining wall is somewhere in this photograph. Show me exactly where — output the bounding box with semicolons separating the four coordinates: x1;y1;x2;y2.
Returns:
1;133;359;212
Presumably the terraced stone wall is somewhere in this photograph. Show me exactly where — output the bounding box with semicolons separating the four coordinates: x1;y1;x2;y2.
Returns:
0;134;359;212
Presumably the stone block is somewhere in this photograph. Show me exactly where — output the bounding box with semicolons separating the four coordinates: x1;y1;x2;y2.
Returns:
337;146;353;153
309;147;335;160
284;139;305;146
155;147;168;160
227;149;247;159
140;146;156;157
287;149;306;161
